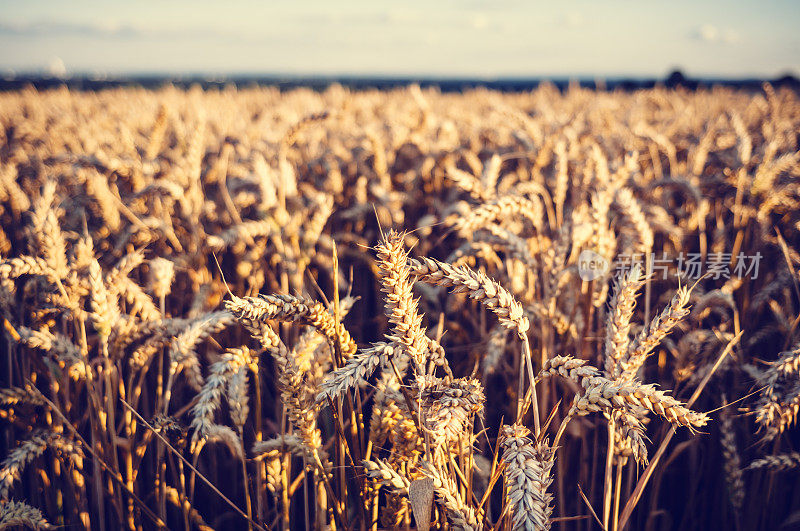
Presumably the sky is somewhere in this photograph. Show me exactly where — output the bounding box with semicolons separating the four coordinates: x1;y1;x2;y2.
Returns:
0;1;798;78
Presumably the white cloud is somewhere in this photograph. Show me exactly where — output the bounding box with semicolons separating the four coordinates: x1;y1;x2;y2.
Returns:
46;56;66;77
698;24;719;42
722;29;740;44
693;24;739;44
471;14;489;30
385;9;419;24
562;11;584;28
0;20;143;37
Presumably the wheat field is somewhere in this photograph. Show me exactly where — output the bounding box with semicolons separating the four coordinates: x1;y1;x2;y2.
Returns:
0;83;798;530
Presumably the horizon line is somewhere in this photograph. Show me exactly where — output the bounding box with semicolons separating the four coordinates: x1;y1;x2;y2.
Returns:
3;70;799;82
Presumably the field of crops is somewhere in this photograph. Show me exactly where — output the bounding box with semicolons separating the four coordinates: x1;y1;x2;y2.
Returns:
0;83;798;530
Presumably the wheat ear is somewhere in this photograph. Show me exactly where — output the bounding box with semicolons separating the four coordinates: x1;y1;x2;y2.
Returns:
408;256;529;338
225;293;357;358
604;264;645;380
420;460;480;530
0;432;82;500
719;396;744;512
375;230;431;371
541;356;707;428
316;342;395;403
0;500;52;530
191;347;253;441
746;453;800;471
622;286;691;380
169;311;235;391
501;424;555;531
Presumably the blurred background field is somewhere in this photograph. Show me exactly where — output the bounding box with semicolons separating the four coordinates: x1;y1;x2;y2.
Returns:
0;2;799;531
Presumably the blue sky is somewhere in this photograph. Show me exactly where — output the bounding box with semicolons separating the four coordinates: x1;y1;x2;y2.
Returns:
0;1;798;77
